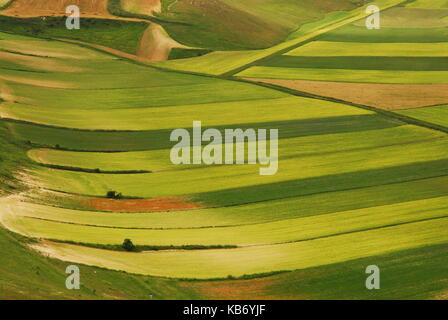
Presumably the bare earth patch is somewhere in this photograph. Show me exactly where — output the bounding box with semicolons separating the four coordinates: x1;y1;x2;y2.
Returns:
137;23;188;62
89;196;205;212
245;78;448;110
2;0;113;18
121;0;161;17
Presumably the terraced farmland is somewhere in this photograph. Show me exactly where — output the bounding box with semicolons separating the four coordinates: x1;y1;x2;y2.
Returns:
0;0;447;300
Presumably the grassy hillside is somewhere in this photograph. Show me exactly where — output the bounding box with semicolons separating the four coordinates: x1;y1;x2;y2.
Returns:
153;0;372;50
0;16;148;54
1;0;447;300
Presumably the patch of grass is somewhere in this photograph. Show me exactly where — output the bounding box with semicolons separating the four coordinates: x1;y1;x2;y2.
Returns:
261;56;448;71
0;226;201;299
27;138;448;201
237;66;448;84
7;114;400;151
0;119;30;196
156;0;404;75
25;217;448;279
11;175;448;229
168;48;212;60
406;0;448;8
48;239;237;252
191;243;448;299
0;0;13;10
285;41;448;57
397;105;448;128
0;15;148;54
26;125;438;172
5;196;448;247
320;24;448;43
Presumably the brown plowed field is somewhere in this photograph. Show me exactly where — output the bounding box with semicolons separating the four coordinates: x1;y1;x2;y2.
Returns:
245;78;448;110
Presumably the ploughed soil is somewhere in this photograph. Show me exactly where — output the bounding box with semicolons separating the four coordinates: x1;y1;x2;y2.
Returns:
245;78;448;110
2;0;114;18
137;23;188;62
88;196;205;212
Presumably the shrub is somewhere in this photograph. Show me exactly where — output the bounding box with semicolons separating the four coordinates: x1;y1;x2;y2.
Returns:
122;239;136;252
106;191;117;198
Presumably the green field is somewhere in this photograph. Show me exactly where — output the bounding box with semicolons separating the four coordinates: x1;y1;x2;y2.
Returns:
407;0;448;8
397;105;448;128
285;41;448;57
237;67;448;83
27;217;448;278
1;0;447;300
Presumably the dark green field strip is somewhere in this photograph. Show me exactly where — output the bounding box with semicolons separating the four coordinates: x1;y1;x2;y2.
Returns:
6;114;401;152
262;56;448;71
0;16;148;55
396;105;448;129
217;243;448;299
194;159;448;207
319;25;448;43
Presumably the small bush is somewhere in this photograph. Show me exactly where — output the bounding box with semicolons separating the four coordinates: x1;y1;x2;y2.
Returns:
122;239;136;252
106;191;117;198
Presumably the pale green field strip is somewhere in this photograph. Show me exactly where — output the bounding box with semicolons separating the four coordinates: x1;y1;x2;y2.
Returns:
396;105;448;128
5;79;285;109
156;0;404;75
27;126;444;172
30;218;448;278
353;7;448;28
406;0;448;8
4;196;448;248
30;138;448;198
0;38;113;59
285;41;448;57
0;96;370;130
0;66;229;90
238;67;448;84
9;175;448;228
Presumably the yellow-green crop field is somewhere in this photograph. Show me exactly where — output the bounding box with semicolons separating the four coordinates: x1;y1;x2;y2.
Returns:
0;0;447;300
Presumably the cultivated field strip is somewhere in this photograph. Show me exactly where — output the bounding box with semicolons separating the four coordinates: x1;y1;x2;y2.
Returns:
29;217;448;279
27;138;448;200
1;1;448;281
9;174;448;227
3;195;448;247
155;0;404;75
397;105;448;129
26;125;443;172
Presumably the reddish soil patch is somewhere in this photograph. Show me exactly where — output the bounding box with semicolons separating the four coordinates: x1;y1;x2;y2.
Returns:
245;78;448;110
2;0;113;18
89;196;205;212
181;274;304;300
